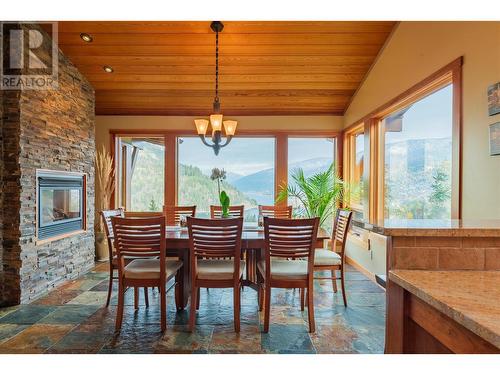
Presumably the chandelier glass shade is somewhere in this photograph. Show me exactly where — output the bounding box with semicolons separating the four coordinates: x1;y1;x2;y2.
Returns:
194;21;237;155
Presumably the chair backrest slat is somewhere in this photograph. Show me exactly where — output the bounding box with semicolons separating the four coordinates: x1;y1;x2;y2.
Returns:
163;205;196;226
264;217;319;259
187;217;243;259
332;209;353;257
210;205;244;219
259;205;292;219
101;208;125;238
111;216;166;259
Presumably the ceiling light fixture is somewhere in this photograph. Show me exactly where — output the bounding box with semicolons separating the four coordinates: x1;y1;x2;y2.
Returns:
194;21;237;156
80;33;93;43
103;65;114;73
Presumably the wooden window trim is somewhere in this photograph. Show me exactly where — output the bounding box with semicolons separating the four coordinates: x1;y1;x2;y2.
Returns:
343;56;463;221
343;123;366;215
109;129;341;215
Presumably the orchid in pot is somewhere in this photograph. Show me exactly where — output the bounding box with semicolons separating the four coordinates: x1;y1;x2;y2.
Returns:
211;167;231;218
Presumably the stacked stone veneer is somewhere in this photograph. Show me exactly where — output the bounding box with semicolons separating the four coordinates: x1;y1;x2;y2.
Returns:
0;24;96;306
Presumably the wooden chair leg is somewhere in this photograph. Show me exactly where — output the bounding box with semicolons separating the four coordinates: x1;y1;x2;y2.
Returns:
307;283;315;333
234;282;241;333
160;283;167;332
105;265;114;307
144;287;149;308
300;288;305;311
134;287;140;309
263;285;271;333
189;284;198;332
196;287;201;310
340;269;347;307
331;269;338;293
115;281;125;332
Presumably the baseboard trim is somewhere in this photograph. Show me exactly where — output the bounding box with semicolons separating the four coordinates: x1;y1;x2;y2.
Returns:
345;255;377;284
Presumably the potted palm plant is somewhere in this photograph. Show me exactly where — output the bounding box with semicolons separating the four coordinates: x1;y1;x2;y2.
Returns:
277;164;345;230
95;145;115;261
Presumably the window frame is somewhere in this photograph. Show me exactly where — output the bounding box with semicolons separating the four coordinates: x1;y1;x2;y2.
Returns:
110;130;341;216
343;57;463;222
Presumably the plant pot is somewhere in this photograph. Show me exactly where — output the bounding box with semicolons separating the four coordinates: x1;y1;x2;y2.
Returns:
95;231;109;262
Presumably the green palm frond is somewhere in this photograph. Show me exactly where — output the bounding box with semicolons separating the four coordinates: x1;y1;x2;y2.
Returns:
277;163;346;228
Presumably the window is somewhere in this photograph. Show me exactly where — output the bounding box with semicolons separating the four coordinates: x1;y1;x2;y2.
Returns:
287;137;336;231
382;84;453;220
115;136;165;212
177;137;275;223
344;125;365;218
343;57;462;222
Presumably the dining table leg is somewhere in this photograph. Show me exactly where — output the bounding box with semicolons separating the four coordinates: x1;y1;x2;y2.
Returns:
178;248;190;310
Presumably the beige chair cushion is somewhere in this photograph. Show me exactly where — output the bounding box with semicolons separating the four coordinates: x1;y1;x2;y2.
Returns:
257;259;308;280
124;258;183;280
196;259;246;281
314;249;341;266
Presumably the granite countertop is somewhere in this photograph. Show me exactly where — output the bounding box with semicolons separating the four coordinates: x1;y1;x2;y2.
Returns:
389;270;500;349
353;219;500;237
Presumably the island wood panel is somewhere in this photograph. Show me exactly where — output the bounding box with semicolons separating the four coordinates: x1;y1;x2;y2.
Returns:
385;281;499;354
55;21;396;116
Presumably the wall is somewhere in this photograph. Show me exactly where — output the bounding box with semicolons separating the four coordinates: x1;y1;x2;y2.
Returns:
96;115;343;150
343;21;500;276
0;25;95;305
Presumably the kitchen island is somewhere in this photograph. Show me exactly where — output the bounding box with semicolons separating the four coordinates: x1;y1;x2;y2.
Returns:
354;219;500;353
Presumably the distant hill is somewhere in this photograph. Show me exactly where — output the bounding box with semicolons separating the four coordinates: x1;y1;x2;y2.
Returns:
178;164;257;216
232;157;333;195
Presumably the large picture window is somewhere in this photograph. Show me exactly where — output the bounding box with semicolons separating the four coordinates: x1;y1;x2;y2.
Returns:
382;84;453;220
177;137;275;223
115;136;165;212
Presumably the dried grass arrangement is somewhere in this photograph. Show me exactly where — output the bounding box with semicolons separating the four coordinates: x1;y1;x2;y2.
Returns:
95;145;115;232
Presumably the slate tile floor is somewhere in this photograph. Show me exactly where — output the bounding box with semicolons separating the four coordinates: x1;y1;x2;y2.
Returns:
0;263;386;354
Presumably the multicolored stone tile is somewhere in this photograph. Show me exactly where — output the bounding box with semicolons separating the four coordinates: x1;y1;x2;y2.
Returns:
0;324;74;351
39;305;101;325
209;324;261;354
67;291;109;305
0;324;29;344
154;325;213;353
261;324;316;354
0;305;57;325
0;263;386;354
32;289;82;306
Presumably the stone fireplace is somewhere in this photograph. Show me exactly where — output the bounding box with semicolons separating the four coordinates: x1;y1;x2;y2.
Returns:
0;24;96;306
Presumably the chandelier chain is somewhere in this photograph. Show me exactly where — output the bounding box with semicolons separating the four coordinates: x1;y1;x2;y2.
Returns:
215;29;219;101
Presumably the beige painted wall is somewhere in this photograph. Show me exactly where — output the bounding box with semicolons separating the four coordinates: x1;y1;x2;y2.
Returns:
96;115;343;153
344;21;500;220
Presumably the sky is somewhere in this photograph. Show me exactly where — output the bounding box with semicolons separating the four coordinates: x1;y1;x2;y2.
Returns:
178;136;335;177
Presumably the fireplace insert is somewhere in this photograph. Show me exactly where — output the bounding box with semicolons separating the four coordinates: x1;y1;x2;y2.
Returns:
37;170;86;240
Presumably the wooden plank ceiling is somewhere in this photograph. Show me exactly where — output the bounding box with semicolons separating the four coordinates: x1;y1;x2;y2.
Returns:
57;21;396;116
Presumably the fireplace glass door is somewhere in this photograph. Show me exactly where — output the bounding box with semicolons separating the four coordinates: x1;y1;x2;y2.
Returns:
37;172;85;240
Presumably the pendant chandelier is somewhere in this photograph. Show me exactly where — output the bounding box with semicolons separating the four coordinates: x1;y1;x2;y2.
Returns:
194;21;237;155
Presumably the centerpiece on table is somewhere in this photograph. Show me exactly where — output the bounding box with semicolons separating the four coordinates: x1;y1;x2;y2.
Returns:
210;167;231;218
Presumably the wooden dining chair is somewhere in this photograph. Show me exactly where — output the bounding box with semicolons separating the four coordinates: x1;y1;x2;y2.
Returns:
102;208;147;308
258;205;293;219
187;217;244;332
163;205;196;226
111;216;183;332
257;217;319;333
210;205;244;219
312;209;353;306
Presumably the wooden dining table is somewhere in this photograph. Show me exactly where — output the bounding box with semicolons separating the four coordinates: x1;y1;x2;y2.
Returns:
112;225;329;310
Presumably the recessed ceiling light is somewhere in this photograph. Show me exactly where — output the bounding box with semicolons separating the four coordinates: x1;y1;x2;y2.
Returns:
80;33;93;43
103;65;114;73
